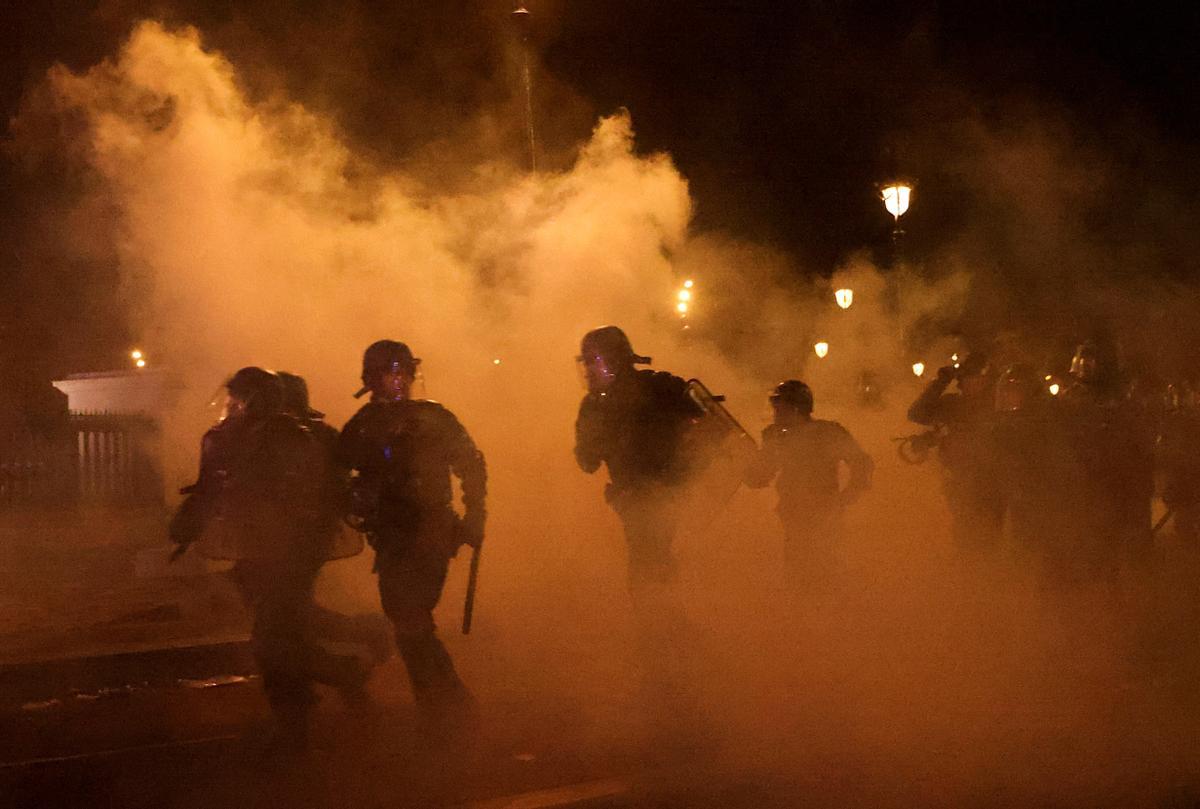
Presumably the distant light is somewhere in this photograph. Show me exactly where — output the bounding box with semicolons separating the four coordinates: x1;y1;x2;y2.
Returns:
493;358;501;365
677;289;692;302
683;279;694;289
912;362;925;377
1049;383;1061;396
834;288;854;309
676;302;688;314
1044;375;1053;381
814;341;829;359
881;184;912;220
130;349;143;360
951;353;959;362
135;359;146;368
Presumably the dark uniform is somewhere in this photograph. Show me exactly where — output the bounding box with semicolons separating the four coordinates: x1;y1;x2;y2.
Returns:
336;341;486;721
907;355;1004;551
1059;342;1155;571
277;372;390;665
992;364;1091;584
1160;385;1200;541
170;367;366;746
744;381;872;587
573;327;703;593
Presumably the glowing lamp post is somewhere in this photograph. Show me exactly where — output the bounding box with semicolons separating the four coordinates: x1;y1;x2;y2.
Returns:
813;341;829;359
880;181;913;258
881;184;911;221
912;362;925;377
834;288;854;309
675;279;694;320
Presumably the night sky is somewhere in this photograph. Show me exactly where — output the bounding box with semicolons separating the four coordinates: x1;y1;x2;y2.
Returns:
2;0;1199;381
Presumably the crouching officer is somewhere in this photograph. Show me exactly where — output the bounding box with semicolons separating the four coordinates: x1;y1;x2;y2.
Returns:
573;326;704;601
745;380;873;587
170;367;369;749
336;340;486;728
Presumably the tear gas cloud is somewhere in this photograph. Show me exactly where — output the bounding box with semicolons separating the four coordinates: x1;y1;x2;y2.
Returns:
13;19;1200;807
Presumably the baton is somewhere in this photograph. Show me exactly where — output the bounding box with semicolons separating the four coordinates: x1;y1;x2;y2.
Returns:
462;544;482;635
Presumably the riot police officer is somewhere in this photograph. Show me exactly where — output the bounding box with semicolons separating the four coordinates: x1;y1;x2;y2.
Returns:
170;367;368;749
278;371;392;667
573;326;704;597
336;341;486;728
907;352;1004;551
744;380;872;587
1160;381;1200;541
1060;342;1155;572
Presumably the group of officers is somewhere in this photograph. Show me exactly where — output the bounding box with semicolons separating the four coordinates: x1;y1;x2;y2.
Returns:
908;341;1200;584
169;325;1200;751
168;326;878;750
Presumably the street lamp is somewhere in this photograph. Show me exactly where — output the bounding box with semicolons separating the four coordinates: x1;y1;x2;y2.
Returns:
880;184;912;221
834;288;854;309
912;362;925;377
130;349;146;369
880;181;913;256
675;279;694;319
814;341;829;359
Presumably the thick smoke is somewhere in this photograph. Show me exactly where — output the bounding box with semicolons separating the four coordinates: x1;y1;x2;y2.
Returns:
12;18;1200;808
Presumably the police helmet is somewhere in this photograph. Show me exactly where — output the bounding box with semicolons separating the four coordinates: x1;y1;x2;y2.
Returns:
356;339;420;399
1069;341;1099;381
770;379;814;414
225;366;284;418
994;362;1041;411
578;326;651;366
277;371;324;420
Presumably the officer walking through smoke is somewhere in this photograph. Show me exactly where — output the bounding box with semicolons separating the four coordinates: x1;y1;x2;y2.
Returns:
277;371;393;667
744;380;873;588
907;352;1004;551
336;340;486;731
1160;380;1200;541
991;362;1086;580
1060;340;1155;567
170;367;370;750
573;326;704;602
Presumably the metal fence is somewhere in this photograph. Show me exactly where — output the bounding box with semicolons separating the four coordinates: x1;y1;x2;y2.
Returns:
0;414;162;509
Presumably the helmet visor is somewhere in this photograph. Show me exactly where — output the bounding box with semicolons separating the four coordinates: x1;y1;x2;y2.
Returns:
577;352;618;393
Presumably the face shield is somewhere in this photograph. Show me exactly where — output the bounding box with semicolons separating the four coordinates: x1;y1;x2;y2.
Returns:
206;386;247;425
1069;350;1098;382
576;352;619;393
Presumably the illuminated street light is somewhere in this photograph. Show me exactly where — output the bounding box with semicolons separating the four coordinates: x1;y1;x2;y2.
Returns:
1049;383;1061;396
675;279;694;319
835;288;854;309
912;362;925;377
880;183;912;221
136;359;146;368
493;358;502;365
814;341;829;359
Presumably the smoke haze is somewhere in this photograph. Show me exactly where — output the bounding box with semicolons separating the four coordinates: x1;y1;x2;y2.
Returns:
9;15;1200;808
